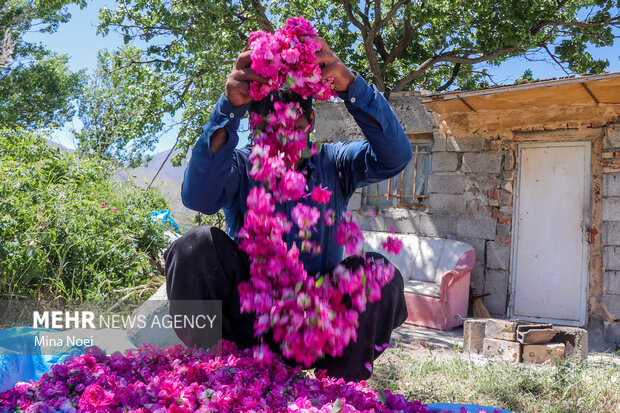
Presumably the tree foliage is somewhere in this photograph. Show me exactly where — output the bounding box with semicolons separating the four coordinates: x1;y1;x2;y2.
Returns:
0;0;86;129
74;45;175;167
95;0;618;164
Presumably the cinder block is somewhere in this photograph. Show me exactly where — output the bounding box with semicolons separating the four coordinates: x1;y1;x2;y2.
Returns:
602;294;620;321
603;197;620;221
461;153;502;174
523;343;565;364
603;222;620;245
486;241;510;270
604;271;620;295
551;326;588;359
428;173;465;194
604;246;620;270
603;173;620;197
447;136;486;152
483;338;521;362
432;152;459;172
464;319;487;354
485;319;518;341
605;124;620;149
483;271;509;315
428;193;466;213
603;321;620;345
456;216;497;239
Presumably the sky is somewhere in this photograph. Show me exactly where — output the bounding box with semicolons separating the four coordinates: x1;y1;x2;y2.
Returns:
23;0;620;154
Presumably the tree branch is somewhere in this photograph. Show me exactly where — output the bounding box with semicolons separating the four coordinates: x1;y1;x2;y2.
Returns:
250;0;275;33
385;20;421;65
435;63;461;92
335;0;367;34
542;44;570;75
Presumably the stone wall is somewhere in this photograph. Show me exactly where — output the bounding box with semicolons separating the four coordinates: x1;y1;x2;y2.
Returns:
315;93;620;325
315;96;515;316
603;124;620;344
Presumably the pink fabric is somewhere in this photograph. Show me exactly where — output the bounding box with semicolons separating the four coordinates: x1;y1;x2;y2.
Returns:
404;249;475;330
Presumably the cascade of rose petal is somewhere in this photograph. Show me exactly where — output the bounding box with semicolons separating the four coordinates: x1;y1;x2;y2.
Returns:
236;16;403;366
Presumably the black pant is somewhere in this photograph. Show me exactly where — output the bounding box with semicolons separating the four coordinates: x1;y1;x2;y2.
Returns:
164;225;408;381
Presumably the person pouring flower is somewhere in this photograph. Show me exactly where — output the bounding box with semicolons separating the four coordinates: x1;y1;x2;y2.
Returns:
165;18;412;382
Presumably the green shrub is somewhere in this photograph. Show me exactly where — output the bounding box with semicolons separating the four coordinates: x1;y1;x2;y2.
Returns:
0;128;170;301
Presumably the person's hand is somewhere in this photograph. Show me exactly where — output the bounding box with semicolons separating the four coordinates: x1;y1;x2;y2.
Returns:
225;47;267;107
312;37;356;93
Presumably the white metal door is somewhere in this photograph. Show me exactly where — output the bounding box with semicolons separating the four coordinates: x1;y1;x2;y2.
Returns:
509;142;590;326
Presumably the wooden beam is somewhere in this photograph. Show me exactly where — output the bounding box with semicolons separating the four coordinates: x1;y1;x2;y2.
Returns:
458;95;476;112
581;82;599;105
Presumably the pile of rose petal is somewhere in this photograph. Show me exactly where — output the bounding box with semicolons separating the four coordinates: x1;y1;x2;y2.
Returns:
0;342;430;412
238;17;403;367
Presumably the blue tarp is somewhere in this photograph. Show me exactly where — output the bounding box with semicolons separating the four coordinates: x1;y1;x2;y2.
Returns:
0;327;136;393
427;402;512;412
149;209;180;232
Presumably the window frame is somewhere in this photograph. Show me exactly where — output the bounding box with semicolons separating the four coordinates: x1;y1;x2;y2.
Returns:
361;133;433;209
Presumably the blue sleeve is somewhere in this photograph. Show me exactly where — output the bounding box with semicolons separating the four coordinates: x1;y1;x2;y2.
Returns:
181;94;248;215
334;75;413;199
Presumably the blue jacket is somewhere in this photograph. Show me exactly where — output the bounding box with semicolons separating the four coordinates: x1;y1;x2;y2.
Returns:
182;75;412;274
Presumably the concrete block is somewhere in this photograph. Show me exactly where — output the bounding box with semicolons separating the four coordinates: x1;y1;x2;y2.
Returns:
315;102;364;141
464;319;487;354
605;124;620;149
603;222;620;245
517;325;556;344
551;326;588;359
471;261;485;291
485;319;518;341
603;173;620;196
461;153;502;174
604;271;620;295
128;284;183;348
428;173;465;194
496;223;511;239
432;152;459;172
486;241;510;270
464;175;502;196
503;150;515;170
357;214;385;232
483;270;509;315
482;338;521;362
456;216;497;239
428;193;466;213
461;237;486;263
428;215;455;237
523;343;565;364
603;197;620;221
432;131;447;152
388;95;436;133
447;136;486;152
602;293;620;321
603;246;620;270
603;321;620;345
348;191;362;211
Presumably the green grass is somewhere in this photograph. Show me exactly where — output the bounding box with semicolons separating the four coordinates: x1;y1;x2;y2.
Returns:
368;346;620;412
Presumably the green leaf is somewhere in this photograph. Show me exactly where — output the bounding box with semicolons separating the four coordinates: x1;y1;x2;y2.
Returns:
378;389;387;404
330;399;343;413
315;275;325;288
295;282;302;294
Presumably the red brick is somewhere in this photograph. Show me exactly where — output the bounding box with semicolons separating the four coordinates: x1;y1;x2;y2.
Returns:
487;189;499;199
523;343;565;364
500;237;511;244
483;338;521;363
492;208;499;219
499;217;512;225
567;121;579;129
590;121;605;128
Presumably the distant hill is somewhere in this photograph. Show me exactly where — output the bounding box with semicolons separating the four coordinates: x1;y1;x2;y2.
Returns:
46;139;196;231
115;149;196;231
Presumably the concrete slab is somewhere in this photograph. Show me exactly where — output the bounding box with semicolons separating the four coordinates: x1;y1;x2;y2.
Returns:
391;323;463;350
